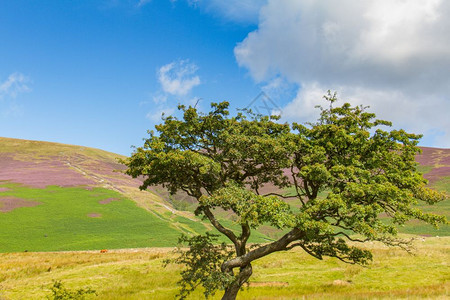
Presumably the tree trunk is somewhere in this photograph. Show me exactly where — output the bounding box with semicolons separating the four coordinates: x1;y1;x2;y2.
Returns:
221;264;252;300
222;284;241;300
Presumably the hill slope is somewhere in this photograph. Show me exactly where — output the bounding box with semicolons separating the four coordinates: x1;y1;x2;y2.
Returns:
0;137;448;251
416;146;450;186
0;137;216;252
0;137;187;215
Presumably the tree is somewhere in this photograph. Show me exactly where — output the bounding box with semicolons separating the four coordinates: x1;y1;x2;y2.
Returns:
123;93;447;300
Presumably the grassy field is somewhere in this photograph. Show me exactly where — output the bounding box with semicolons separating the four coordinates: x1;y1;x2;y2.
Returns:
1;137;448;252
0;138;448;299
0;183;274;252
0;183;211;252
282;181;450;238
1;180;446;253
400;176;450;236
0;237;448;299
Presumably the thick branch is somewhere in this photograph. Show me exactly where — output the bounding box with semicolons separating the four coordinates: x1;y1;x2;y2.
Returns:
238;224;251;256
222;228;303;272
202;207;239;246
303;180;312;199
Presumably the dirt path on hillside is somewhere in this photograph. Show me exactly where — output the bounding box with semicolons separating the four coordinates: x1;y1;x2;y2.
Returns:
64;155;201;225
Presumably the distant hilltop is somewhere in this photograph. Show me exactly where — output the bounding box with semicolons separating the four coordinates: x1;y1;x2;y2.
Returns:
1;136;449;192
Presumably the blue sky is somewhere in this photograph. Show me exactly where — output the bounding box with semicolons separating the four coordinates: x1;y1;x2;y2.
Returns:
1;0;449;155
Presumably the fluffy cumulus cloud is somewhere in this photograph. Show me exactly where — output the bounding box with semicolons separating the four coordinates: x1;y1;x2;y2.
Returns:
158;60;200;96
283;82;450;146
235;0;450;147
146;60;201;122
0;72;30;99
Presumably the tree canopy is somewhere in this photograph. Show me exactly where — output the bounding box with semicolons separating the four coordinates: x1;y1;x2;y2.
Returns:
123;93;447;300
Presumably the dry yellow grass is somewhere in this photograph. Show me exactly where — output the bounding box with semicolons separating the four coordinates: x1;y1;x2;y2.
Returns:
0;237;448;299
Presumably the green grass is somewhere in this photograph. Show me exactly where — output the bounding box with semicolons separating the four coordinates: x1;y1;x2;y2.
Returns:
0;237;448;299
0;183;210;252
282;182;450;237
398;176;450;236
434;176;450;194
217;218;275;243
399;200;449;236
416;165;434;175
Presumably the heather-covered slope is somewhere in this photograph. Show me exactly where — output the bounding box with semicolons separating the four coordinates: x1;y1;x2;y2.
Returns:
0;137;448;252
416;147;450;183
0;137;274;252
0;137;192;218
0;137;138;188
0;137;213;252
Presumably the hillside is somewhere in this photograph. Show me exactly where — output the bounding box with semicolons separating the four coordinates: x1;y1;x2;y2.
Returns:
416;146;450;184
0;137;449;252
0;137;177;212
0;137;216;252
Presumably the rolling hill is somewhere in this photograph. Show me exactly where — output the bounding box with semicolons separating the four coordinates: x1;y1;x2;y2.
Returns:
0;137;217;252
0;137;448;252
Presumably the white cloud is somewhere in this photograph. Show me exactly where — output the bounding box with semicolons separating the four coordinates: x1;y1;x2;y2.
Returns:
158;60;200;96
283;82;450;148
282;82;325;122
145;60;201;123
0;72;30;99
261;77;286;94
235;0;450;148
